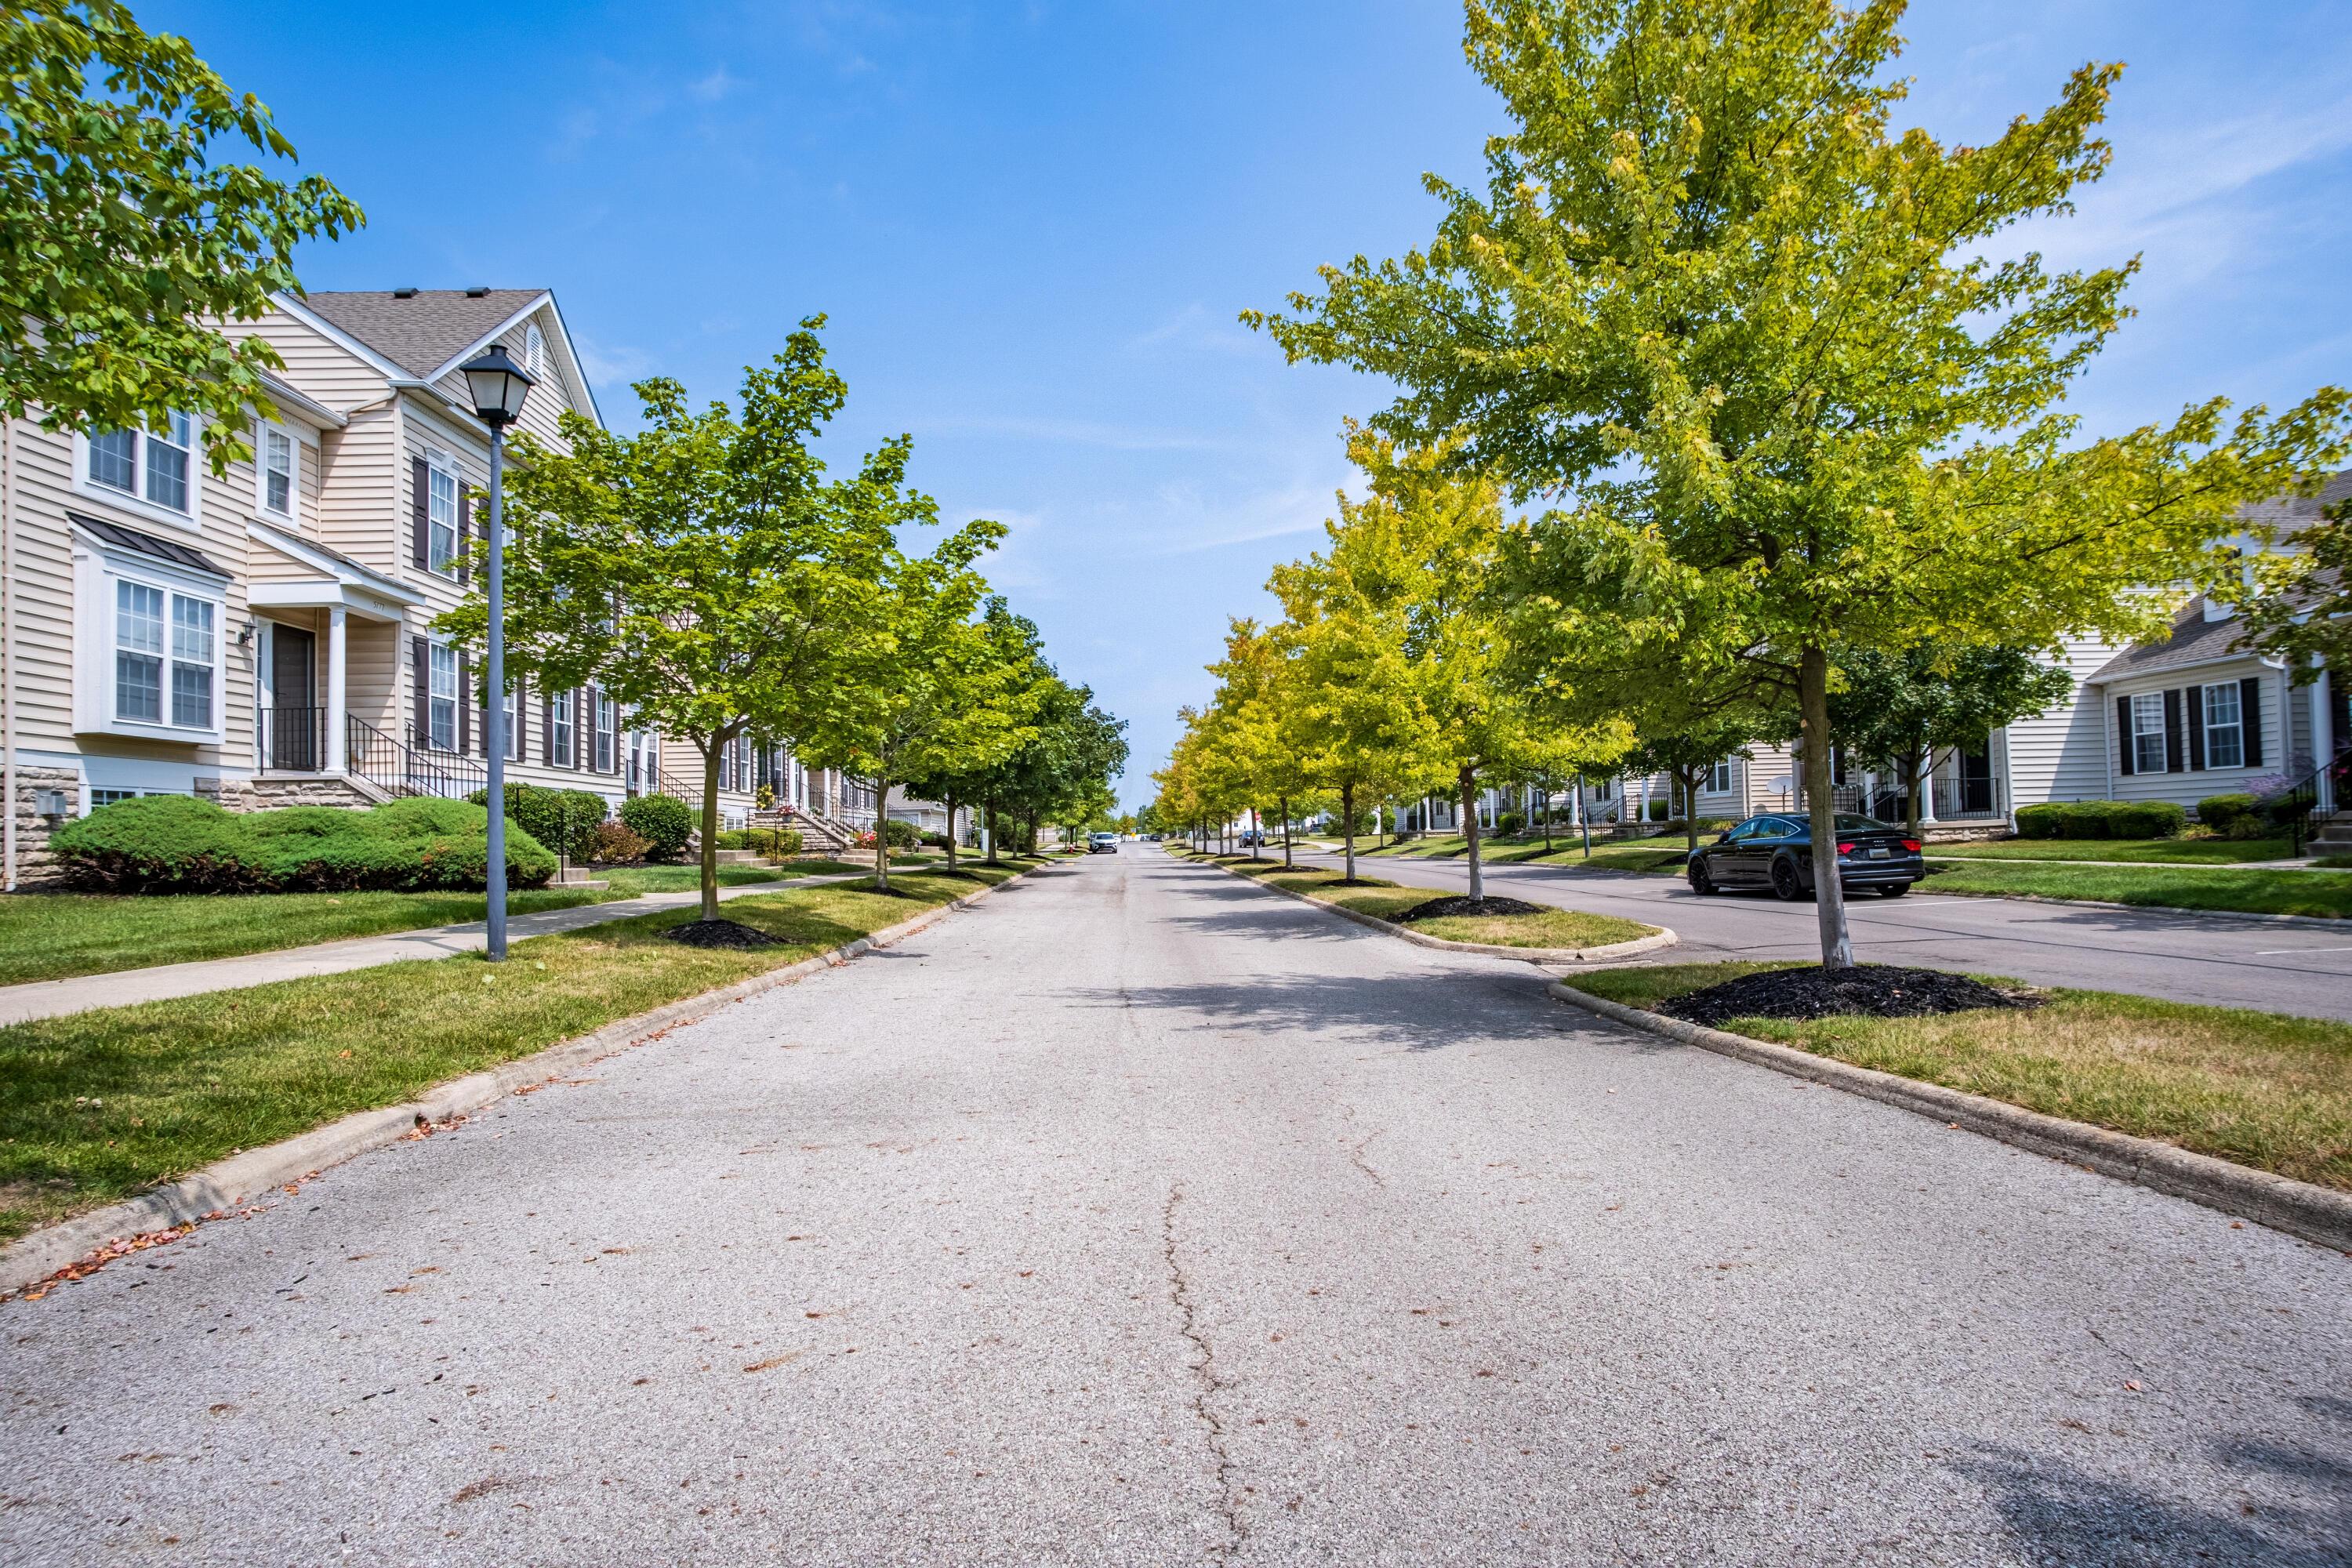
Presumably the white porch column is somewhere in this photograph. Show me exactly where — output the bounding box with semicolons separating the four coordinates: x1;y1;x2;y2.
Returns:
1917;750;1939;826
325;604;348;773
2315;657;2336;811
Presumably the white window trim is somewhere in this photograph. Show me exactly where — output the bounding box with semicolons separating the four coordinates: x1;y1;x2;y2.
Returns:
427;642;460;752
2201;682;2245;771
254;419;298;521
70;532;227;744
2130;691;2168;775
71;423;206;535
423;449;463;579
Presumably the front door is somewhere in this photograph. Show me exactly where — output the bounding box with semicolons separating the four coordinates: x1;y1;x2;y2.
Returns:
1958;743;1994;815
269;624;318;770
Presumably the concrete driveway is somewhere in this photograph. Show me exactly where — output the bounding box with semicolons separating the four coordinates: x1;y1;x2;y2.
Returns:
1292;844;2352;1022
2;847;2347;1565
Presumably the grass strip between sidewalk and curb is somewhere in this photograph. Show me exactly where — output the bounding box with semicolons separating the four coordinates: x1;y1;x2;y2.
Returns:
0;864;1040;1271
1926;836;2300;865
1920;859;2352;920
0;859;881;989
1179;851;1673;960
1550;960;2352;1250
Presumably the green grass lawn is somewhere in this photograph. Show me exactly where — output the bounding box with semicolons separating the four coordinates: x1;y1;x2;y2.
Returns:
0;866;1022;1246
1227;862;1657;950
1356;833;1693;874
0;859;885;989
1920;859;2352;919
1566;961;2352;1191
1928;836;2298;865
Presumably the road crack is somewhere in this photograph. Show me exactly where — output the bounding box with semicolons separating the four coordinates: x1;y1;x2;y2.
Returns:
1163;1184;1248;1561
1348;1129;1388;1189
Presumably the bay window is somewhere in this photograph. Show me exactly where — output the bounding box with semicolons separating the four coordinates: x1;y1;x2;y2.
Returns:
170;596;214;728
112;579;216;731
114;583;164;722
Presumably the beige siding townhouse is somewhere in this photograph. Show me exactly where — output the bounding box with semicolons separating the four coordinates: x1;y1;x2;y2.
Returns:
0;287;665;885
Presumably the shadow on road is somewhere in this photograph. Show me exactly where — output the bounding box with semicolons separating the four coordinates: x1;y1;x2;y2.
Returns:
1063;970;1586;1053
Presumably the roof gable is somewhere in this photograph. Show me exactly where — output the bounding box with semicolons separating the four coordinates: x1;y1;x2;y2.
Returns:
297;289;549;380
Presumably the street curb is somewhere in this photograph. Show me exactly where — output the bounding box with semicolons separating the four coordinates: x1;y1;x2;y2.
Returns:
0;866;1040;1300
1192;855;1677;964
1928;886;2348;927
1543;979;2352;1254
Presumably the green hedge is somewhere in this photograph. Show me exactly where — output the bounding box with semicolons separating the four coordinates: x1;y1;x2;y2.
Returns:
619;793;694;861
469;782;609;862
2014;800;2188;840
712;826;805;857
878;818;921;849
50;794;556;894
2195;793;2263;834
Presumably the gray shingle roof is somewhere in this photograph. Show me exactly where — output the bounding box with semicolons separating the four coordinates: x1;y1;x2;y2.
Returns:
2090;597;2255;682
299;289;545;379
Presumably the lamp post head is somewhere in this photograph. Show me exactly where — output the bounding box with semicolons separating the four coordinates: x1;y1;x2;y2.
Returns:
460;343;537;429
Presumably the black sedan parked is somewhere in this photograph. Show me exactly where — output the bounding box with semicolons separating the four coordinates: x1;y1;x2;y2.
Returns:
1686;813;1925;900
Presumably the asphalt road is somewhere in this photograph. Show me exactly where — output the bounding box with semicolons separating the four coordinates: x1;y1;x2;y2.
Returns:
1292;844;2352;1022
3;848;2348;1566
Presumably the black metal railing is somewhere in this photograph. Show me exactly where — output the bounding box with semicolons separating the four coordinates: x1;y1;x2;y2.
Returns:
258;705;326;772
648;762;704;817
2274;743;2352;856
345;714;488;801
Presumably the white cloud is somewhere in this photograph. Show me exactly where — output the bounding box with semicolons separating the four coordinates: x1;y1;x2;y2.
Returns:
688;67;742;103
572;332;657;387
1129;302;1263;358
922;412;1231;452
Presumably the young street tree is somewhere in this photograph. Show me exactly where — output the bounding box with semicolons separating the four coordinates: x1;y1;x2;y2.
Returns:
441;322;902;924
1251;0;2349;966
1269;546;1432;884
2;0;363;466
900;601;1053;874
794;524;1018;891
1828;645;2074;834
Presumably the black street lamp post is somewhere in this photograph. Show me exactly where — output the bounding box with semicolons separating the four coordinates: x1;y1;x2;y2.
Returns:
459;343;537;960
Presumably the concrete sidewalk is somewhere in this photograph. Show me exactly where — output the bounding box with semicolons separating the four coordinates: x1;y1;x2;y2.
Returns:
0;873;869;1029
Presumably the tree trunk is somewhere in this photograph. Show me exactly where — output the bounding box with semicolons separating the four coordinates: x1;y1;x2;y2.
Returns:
1340;782;1356;883
943;793;960;871
1800;644;1855;968
1577;771;1592;858
699;739;723;923
1904;746;1926;836
1542;778;1552;851
1460;764;1484;903
1280;796;1293;870
870;776;891;890
1682;768;1704;853
985;799;1000;865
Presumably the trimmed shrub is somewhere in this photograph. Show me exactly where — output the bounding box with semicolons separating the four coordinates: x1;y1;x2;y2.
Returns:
50;795;554;893
2196;793;2261;834
619;793;694;861
1494;811;1523;837
2015;800;2187;840
1647;797;1670;821
589;819;650;864
878;817;921;849
470;782;608;862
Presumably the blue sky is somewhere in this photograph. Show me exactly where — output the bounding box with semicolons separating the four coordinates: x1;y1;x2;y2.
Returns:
160;1;2352;807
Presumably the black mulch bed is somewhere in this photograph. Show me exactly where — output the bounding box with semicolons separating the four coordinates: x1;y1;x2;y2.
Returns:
1657;965;2037;1029
1393;894;1548;923
925;868;989;881
662;918;786;949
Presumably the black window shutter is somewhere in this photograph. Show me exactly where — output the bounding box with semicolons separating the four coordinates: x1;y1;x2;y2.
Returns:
410;635;430;745
2241;677;2264;767
544;695;557;765
2161;689;2184;772
2116;696;2135;775
457;486;472;585
410;456;430;571
587;684;603;770
2187;684;2205;771
459;654;473;753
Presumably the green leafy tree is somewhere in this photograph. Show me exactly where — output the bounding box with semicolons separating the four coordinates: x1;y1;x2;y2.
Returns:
1;1;363;466
2230;498;2352;704
1250;0;2350;964
901;601;1054;872
440;323;902;922
793;526;1022;890
1828;644;2074;833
